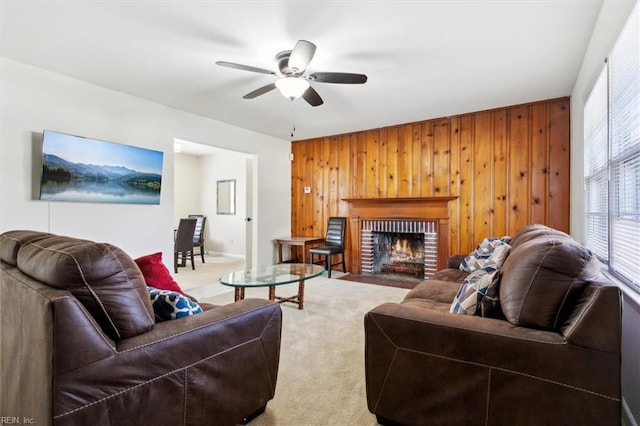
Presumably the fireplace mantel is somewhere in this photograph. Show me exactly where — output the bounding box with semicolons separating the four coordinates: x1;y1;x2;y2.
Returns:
343;197;457;204
342;197;458;273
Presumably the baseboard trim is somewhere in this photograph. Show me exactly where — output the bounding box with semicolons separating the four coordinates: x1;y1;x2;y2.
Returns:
206;250;245;259
623;397;638;426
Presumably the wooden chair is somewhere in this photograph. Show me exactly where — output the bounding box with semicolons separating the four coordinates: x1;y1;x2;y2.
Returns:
174;218;197;273
188;214;207;263
309;217;347;278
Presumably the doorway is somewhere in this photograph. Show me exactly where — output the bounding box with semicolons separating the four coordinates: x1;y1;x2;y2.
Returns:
173;138;255;266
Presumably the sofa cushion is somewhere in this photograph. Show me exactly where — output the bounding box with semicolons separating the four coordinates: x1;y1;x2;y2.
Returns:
429;268;469;283
460;236;511;272
500;235;601;330
0;230;53;266
135;252;185;294
148;286;203;321
16;235;155;340
404;279;460;304
509;223;570;250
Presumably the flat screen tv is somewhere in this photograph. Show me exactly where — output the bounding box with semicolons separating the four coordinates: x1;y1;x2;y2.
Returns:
39;130;164;205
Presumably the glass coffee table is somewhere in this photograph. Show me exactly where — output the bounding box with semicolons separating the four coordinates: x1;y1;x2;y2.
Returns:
219;263;325;310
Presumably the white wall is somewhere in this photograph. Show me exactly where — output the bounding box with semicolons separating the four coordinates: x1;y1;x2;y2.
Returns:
0;58;291;268
201;152;249;257
570;1;638;424
174;153;202;223
174;150;249;258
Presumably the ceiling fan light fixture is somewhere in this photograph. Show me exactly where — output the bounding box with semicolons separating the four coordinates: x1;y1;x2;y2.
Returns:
275;76;309;100
218;39;367;106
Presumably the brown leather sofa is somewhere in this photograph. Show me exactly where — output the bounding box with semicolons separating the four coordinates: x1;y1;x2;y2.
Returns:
365;224;621;425
0;230;282;426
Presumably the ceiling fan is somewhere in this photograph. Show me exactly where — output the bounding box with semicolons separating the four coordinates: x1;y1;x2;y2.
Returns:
216;40;367;107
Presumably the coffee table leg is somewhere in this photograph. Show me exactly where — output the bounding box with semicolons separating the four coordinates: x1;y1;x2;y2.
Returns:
298;280;305;310
268;286;276;301
302;243;306;265
270;283;304;309
234;287;245;302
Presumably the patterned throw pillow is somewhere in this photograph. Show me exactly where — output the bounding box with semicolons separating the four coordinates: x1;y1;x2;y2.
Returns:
451;243;511;316
459;236;511;272
477;270;504;318
148;287;203;321
450;267;499;315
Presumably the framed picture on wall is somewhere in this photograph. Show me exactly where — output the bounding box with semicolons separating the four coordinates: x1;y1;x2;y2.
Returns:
38;130;164;205
217;179;236;215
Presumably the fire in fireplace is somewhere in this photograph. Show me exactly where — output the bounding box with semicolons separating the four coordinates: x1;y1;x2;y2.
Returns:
374;233;425;277
361;220;437;280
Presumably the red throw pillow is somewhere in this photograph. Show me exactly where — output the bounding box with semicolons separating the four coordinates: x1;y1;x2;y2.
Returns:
134;252;185;295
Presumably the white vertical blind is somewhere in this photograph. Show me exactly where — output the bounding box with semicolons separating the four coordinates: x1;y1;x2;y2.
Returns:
584;67;609;261
610;3;640;160
610;1;640;289
585;2;640;291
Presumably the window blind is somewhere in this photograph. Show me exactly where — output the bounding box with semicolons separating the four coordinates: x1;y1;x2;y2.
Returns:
584;67;609;261
610;2;640;289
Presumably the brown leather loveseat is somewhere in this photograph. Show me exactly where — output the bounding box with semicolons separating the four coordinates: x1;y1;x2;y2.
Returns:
0;230;282;426
365;224;621;425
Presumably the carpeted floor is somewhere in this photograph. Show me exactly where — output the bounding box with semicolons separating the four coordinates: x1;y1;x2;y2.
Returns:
175;258;411;425
176;253;245;299
190;273;409;426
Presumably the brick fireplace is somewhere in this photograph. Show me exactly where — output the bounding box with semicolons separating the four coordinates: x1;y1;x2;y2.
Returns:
342;197;457;275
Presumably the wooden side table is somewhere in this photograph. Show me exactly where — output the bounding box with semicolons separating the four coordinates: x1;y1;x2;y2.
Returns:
274;236;324;264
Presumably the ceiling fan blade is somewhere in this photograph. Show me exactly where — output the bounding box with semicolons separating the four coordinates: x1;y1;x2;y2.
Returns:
276;50;292;75
216;61;276;76
288;40;317;73
308;72;368;84
302;86;323;107
242;83;277;99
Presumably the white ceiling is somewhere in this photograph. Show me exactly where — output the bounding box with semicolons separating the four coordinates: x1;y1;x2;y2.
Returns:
1;1;603;143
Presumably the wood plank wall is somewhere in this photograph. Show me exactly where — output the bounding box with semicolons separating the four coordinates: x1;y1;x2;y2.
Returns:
291;97;570;264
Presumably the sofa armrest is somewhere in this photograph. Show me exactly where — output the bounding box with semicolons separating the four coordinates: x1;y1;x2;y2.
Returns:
367;300;565;350
561;281;621;354
53;298;282;424
118;298;281;352
365;301;619;400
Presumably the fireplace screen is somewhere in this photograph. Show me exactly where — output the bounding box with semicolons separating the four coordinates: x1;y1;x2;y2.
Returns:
361;220;437;280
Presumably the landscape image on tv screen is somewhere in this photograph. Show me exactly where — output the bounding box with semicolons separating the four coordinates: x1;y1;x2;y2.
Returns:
39;130;164;205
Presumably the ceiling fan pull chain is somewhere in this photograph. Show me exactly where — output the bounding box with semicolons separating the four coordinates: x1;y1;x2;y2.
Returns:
290;103;297;139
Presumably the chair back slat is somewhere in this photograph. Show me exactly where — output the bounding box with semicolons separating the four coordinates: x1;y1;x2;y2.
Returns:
325;217;346;248
188;215;206;243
